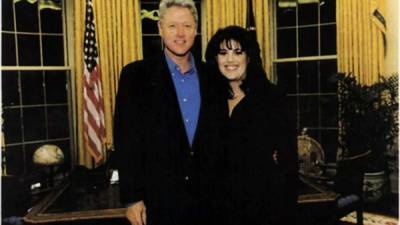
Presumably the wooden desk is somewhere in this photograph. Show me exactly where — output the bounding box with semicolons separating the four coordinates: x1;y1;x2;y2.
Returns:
24;174;339;224
297;175;339;225
298;174;338;203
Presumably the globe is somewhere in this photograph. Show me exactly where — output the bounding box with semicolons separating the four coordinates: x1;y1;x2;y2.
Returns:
33;144;64;166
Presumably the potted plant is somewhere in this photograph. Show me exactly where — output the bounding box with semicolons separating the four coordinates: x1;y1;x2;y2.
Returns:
338;73;398;202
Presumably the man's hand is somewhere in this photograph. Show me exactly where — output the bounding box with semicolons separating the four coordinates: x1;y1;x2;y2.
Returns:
126;201;147;225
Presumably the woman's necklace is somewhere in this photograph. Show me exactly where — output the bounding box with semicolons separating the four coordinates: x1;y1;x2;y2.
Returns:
232;92;245;99
228;91;245;117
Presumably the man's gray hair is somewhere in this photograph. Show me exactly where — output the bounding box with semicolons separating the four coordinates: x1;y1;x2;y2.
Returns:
159;0;198;26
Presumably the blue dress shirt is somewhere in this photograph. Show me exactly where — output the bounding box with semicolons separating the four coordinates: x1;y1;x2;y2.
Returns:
165;53;201;146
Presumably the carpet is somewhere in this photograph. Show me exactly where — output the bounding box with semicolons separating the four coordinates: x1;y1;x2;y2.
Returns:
341;212;398;225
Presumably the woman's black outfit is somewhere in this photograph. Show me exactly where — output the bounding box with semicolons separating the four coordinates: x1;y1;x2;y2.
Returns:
220;80;299;225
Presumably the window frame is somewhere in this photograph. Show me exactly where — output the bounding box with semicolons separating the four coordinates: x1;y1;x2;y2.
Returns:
272;0;338;162
1;0;76;175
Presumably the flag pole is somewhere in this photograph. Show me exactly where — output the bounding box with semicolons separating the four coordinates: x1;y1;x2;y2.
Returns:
246;0;257;41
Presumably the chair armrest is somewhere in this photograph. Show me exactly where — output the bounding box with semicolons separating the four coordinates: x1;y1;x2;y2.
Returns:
341;150;372;161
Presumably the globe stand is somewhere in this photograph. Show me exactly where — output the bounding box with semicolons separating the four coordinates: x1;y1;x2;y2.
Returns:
33;144;65;189
47;165;55;187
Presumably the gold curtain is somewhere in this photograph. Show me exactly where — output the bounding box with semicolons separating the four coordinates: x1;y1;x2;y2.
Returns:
253;0;274;81
203;0;247;55
74;0;143;167
203;0;274;81
337;0;386;85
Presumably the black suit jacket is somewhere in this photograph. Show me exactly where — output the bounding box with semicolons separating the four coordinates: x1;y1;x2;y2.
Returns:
113;53;224;225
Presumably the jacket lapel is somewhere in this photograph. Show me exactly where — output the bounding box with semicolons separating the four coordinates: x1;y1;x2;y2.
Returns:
191;59;206;149
150;54;192;149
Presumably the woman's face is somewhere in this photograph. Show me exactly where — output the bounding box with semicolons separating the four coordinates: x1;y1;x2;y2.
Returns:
217;39;248;82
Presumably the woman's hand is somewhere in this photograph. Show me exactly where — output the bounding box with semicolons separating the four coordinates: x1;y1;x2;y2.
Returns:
273;150;279;164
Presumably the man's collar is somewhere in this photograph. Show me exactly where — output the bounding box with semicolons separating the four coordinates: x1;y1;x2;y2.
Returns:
164;52;195;74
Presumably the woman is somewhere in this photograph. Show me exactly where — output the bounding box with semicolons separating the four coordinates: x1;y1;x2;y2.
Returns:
205;26;299;225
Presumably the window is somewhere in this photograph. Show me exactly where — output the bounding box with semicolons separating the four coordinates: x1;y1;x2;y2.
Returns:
274;0;338;162
1;0;73;176
140;0;202;59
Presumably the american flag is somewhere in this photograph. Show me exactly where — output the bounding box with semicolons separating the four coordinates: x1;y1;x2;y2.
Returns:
83;0;106;164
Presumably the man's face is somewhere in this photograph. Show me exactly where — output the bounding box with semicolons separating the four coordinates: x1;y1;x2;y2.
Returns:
158;6;196;58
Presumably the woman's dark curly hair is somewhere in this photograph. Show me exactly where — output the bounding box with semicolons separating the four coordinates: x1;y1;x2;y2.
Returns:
205;25;270;99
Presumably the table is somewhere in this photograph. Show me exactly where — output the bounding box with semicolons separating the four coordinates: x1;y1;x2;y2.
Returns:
24;174;339;224
298;174;338;204
297;175;339;225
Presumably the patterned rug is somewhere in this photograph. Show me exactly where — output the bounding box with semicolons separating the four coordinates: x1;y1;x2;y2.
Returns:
341;212;398;225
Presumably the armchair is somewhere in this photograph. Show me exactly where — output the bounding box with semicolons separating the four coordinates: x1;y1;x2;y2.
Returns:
331;150;371;225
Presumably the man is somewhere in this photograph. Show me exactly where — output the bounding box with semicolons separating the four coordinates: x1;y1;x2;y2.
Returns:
113;1;224;225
